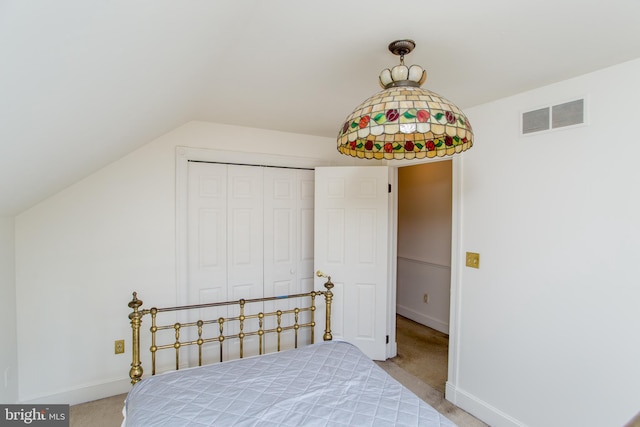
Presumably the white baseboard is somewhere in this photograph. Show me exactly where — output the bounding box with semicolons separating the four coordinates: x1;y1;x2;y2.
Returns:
21;378;131;406
446;381;526;427
396;305;449;334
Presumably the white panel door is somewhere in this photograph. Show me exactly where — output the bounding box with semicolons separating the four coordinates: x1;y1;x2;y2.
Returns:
188;162;265;303
188;163;265;361
187;162;229;364
263;168;315;296
314;166;389;360
297;170;316;345
225;164;264;359
263;168;315;351
226;165;264;300
263;168;298;298
187;162;229;304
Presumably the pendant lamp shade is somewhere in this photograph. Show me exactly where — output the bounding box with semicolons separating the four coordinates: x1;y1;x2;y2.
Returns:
337;40;473;160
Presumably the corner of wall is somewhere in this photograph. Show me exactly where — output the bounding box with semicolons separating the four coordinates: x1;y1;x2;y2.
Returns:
446;382;525;427
0;216;18;403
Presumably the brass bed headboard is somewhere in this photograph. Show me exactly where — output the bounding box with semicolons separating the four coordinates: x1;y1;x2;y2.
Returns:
128;272;334;384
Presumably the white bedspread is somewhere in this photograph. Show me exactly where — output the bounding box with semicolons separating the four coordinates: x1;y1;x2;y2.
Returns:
123;340;456;426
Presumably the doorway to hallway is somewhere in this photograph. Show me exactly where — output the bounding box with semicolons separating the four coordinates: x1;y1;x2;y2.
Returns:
395;160;452;393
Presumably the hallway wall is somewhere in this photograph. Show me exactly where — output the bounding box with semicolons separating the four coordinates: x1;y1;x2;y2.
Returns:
396;161;452;334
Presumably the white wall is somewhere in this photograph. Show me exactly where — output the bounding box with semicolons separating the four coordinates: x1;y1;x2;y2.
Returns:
450;58;640;426
13;58;640;425
0;216;18;403
14;121;348;404
397;161;452;333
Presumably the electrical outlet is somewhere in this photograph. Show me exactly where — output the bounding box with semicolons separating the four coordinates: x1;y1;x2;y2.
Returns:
423;293;429;304
114;340;125;354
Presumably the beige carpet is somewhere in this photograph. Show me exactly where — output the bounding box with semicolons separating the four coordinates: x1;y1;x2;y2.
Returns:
70;393;126;427
376;359;487;427
393;314;450;393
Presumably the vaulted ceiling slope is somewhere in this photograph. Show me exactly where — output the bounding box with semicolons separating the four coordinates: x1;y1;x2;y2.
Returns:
2;1;640;216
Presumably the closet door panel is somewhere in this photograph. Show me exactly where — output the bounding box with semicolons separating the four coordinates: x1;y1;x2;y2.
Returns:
263;168;298;351
298;170;315;293
226;165;264;359
227;165;264;296
264;168;297;295
187;162;228;365
297;169;315;345
187;162;228;304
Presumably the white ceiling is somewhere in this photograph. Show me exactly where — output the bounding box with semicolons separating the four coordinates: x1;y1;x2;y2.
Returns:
2;0;640;216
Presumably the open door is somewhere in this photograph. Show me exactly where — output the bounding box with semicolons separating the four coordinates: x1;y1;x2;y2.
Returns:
314;166;390;360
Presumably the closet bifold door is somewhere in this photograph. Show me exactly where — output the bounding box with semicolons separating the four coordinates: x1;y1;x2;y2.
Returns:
186;161;228;367
225;164;264;359
186;162;315;363
187;162;263;362
263;168;315;351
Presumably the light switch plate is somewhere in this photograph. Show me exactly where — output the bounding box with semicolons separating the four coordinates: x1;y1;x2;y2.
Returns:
466;252;480;268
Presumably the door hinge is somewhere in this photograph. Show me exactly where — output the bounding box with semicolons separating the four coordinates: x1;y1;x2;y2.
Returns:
386;335;389;344
388;184;391;193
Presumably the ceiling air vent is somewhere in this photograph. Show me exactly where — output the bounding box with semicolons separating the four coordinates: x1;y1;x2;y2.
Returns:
522;98;585;135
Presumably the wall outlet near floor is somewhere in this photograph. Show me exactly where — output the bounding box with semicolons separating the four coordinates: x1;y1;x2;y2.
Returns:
423;293;429;304
115;339;125;354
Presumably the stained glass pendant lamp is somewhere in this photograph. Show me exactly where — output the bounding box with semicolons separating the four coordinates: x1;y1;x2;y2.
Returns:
337;39;473;160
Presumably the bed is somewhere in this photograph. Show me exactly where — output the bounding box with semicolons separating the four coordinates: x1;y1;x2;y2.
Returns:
123;273;456;426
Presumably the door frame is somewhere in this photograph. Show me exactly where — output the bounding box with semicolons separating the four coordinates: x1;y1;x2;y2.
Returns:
387;156;462;401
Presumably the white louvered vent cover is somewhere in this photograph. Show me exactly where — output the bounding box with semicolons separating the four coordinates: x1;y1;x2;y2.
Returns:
522;99;584;135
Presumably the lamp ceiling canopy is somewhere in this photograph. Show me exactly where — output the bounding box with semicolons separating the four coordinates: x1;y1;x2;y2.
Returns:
337;39;473;160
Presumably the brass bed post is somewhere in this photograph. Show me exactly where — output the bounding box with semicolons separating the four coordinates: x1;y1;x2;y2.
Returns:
128;292;145;384
316;271;334;341
323;278;334;341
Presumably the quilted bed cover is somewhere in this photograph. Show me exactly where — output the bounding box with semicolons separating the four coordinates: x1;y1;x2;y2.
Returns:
123;340;457;426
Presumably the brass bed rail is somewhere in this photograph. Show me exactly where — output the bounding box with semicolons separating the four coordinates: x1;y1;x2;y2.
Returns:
128;272;334;384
